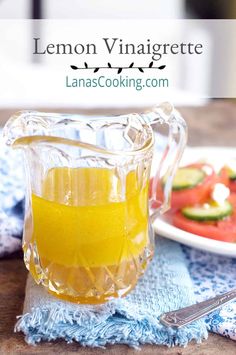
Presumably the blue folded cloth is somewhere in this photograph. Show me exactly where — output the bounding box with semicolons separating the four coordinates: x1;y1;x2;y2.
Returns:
0;135;24;256
15;237;207;347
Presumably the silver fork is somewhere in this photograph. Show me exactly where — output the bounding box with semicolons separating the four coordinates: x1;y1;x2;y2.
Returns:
160;289;236;328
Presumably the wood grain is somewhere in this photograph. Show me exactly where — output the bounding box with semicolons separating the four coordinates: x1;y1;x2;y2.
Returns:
0;101;236;354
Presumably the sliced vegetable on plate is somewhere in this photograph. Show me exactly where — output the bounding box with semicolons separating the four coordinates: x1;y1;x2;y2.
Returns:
172;194;236;243
151;161;236;243
182;199;232;222
151;163;228;210
162;166;206;191
222;161;236;193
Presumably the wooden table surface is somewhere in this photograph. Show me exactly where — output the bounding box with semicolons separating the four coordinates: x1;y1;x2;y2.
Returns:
0;101;236;354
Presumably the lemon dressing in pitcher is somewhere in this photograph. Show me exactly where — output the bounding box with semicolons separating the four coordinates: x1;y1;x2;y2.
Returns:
30;167;150;303
4;105;187;303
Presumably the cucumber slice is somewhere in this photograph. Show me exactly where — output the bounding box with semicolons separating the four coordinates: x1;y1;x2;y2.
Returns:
182;200;232;221
226;167;236;180
164;167;205;191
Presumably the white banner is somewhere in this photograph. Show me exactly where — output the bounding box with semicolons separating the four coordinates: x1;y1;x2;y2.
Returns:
0;20;235;107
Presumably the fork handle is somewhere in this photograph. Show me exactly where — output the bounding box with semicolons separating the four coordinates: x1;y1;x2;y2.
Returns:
160;289;236;328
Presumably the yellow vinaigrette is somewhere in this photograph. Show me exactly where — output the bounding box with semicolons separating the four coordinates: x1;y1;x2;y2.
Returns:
27;167;150;303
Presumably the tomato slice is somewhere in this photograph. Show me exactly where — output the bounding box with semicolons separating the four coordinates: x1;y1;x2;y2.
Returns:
229;181;236;193
219;166;236;193
171;194;236;243
150;163;221;210
218;167;230;187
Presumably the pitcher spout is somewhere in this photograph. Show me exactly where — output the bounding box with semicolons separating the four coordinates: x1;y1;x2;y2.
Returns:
3;110;154;156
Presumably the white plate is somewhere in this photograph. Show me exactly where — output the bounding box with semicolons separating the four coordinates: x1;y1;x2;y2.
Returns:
153;146;236;257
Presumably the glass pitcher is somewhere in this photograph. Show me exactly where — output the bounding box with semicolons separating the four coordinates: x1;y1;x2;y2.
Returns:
3;103;187;304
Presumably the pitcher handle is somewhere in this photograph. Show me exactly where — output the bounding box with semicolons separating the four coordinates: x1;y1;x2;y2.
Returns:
147;103;187;223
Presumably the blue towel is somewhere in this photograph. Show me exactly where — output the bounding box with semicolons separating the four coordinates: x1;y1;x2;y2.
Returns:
183;246;236;340
0;135;24;256
15;237;207;347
